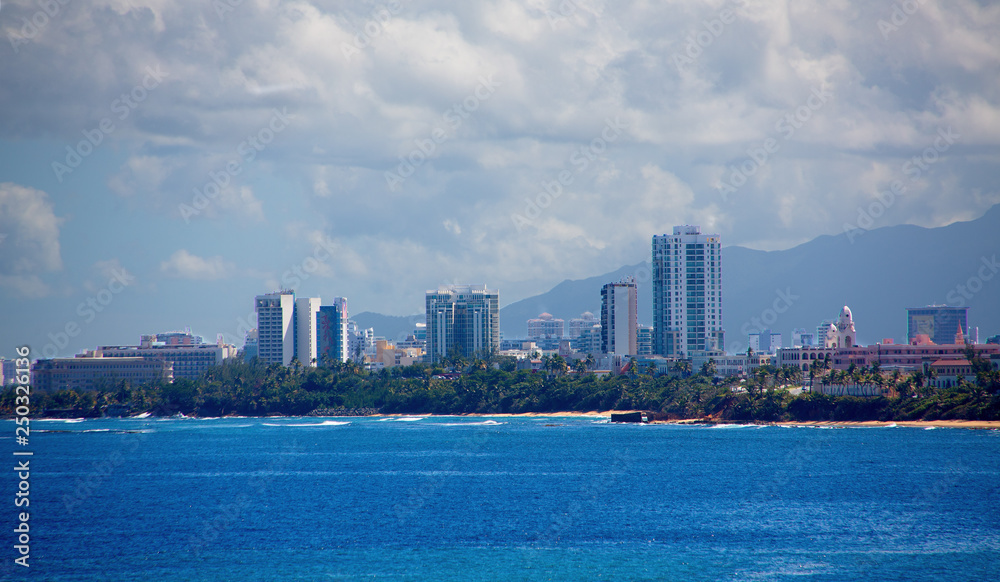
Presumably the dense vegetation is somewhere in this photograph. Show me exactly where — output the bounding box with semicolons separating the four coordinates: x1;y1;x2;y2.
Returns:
3;349;1000;422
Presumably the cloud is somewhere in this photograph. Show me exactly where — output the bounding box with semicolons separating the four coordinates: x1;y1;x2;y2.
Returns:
0;183;63;296
0;275;52;298
160;250;237;280
1;0;999;315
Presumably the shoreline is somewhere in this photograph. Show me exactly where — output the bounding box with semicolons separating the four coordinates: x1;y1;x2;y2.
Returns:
21;412;1000;429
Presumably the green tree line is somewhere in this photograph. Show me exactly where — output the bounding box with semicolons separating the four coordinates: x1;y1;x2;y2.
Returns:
3;349;999;422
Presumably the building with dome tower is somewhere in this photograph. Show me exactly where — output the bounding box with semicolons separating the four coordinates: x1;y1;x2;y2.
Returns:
832;305;857;348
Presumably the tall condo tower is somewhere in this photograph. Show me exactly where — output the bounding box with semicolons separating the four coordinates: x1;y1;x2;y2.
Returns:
601;278;638;356
255;291;295;365
652;226;724;357
425;284;500;363
317;297;349;365
294;297;321;366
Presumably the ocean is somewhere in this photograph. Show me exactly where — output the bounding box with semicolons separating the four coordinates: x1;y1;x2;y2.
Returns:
3;416;998;581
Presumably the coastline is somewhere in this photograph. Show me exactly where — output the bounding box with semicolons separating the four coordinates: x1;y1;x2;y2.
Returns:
429;412;1000;429
22;411;1000;429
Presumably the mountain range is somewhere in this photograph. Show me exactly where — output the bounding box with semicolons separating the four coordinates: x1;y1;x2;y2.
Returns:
356;204;1000;352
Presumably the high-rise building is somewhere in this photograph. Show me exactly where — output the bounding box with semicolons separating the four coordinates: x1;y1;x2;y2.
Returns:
243;329;258;362
255;291;295;365
317;298;349;365
294;297;321;366
346;320;374;362
907;305;969;345
567;312;598;340
576;325;603;356
527;313;565;340
0;359;20;386
636;325;653;356
601;278;638;356
652;225;724;357
748;329;782;354
791;328;814;348
425;284;500;363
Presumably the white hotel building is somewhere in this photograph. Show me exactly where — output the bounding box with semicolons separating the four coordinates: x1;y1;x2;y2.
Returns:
255;291;296;366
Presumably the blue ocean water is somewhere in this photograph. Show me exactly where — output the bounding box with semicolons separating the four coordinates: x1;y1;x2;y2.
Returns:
2;416;999;581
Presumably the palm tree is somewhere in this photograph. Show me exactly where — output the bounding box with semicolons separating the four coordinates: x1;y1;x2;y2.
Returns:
550;355;568;376
584;353;596;371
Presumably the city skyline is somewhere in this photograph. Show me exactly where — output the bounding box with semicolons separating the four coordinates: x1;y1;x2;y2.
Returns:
2;1;999;359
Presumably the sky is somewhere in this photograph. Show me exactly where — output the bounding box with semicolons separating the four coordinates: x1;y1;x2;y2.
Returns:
1;0;999;359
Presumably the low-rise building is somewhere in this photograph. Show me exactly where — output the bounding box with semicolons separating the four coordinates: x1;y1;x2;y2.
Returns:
32;357;173;392
89;333;236;380
716;353;773;378
776;343;1000;374
374;339;424;368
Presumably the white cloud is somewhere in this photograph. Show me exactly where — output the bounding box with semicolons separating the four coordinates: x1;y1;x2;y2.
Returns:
0;275;51;298
0;183;62;297
0;0;999;314
160;250;237;280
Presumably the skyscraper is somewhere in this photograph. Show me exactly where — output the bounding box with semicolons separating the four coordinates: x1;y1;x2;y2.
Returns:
425;284;499;363
317;298;349;365
255;291;295;365
907;305;969;345
601;278;638;356
294;297;321;366
652;225;724;357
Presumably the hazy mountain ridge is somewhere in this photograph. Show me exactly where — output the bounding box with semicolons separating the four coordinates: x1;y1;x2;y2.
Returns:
362;206;1000;350
499;206;1000;350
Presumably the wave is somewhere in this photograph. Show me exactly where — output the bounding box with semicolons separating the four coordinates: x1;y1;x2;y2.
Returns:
262;420;350;427
429;420;504;427
36;418;86;423
393;416;426;422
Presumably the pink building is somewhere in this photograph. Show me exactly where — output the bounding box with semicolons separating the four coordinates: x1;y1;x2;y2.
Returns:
777;343;1000;373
